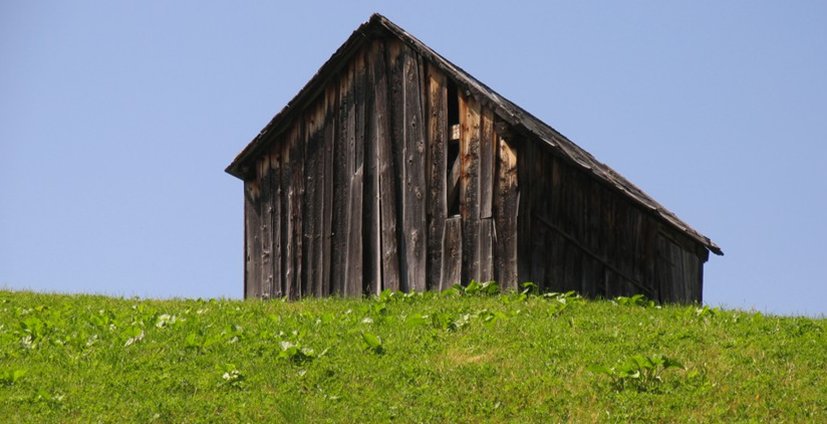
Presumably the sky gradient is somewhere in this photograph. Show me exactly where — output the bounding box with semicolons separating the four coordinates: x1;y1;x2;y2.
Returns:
2;2;826;316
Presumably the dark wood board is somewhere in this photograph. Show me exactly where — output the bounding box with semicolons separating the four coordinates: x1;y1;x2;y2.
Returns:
426;64;448;291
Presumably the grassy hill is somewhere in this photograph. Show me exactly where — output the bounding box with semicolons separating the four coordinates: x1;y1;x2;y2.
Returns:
1;286;824;422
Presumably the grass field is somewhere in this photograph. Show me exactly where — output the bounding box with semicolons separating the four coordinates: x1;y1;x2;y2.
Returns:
1;286;825;422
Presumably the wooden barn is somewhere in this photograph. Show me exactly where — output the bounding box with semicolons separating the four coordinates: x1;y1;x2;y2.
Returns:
225;14;722;303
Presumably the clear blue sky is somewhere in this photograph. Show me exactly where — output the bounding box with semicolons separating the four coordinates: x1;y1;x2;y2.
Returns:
2;2;825;316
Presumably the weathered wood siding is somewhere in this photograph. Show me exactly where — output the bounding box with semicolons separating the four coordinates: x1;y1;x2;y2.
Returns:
242;38;520;298
241;35;706;303
515;138;707;303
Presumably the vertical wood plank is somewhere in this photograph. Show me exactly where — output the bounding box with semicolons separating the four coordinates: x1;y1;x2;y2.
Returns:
376;39;401;292
459;94;481;284
516;136;532;285
442;216;463;288
258;155;274;298
331;69;351;296
478;219;494;282
364;43;382;296
321;85;336;297
402;49;427;292
426;64;448;291
281;134;294;299
243;180;261;299
293;122;305;299
494;135;518;291
313;105;326;298
479;107;495;219
302;111;317;299
345;166;364;296
530;146;550;289
270;149;283;298
387;38;407;291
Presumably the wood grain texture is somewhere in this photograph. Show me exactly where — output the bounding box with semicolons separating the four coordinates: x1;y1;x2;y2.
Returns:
479;107;495;219
494;135;518;291
387;38;407;291
426;65;448;291
459;95;481;284
345;166;364;296
402;48;427;292
478;219;494;282
258;155;274;298
280;132;295;299
375;39;401;292
243;180;261;299
270;149;283;298
442;216;463;288
364;42;382;296
293;122;305;299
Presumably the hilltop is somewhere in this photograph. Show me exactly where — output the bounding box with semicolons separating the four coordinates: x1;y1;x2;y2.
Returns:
1;287;824;422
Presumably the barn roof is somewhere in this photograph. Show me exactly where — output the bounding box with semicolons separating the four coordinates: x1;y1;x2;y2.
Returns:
226;13;722;256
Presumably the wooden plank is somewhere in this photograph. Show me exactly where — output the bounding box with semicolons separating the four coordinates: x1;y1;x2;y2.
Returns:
479;107;495;219
353;51;367;296
641;215;659;301
281;133;294;299
426;64;448;291
258;155;274;298
331;69;351;296
341;55;365;297
534;213;653;297
302;112;317;299
516;136;532;285
375;39;401;292
494;135;518;291
345;166;364;296
303;100;326;298
684;249;699;302
364;43;382;296
293;122;305;299
670;238;685;302
270;149;283;298
313;107;326;298
580;256;601;298
320;85;336;297
563;240;581;293
478;219;494;282
243;180;261;299
402;48;427;292
529;145;549;289
442;216;463;288
353;51;367;174
387;38;407;290
459;94;481;284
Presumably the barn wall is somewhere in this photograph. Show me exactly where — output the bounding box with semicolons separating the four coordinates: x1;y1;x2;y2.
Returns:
242;37;520;298
242;35;705;303
515;139;706;303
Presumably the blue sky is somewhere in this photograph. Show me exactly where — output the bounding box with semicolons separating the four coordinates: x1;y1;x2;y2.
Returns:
2;2;825;316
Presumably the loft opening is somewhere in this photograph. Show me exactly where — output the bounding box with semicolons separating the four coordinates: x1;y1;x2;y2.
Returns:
446;80;461;216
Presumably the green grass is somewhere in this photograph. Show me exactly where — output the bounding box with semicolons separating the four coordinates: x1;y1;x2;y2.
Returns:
1;287;825;423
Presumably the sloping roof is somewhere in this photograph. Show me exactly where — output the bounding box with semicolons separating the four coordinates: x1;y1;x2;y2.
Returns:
226;13;722;255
